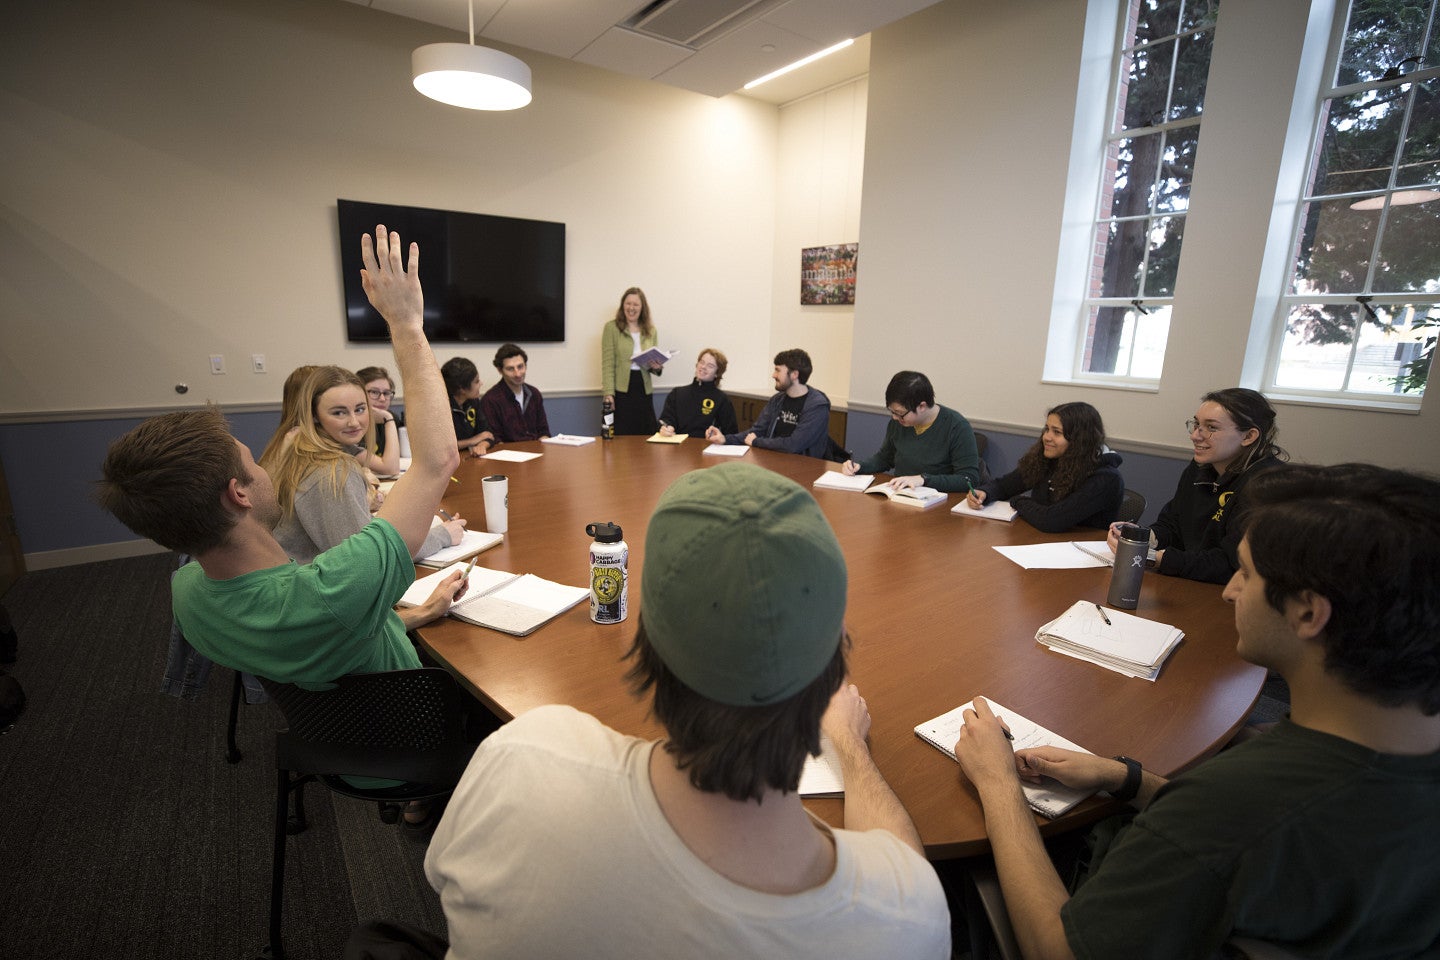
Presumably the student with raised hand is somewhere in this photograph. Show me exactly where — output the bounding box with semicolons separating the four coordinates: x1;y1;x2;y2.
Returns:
967;402;1122;532
441;357;496;457
1113;387;1286;584
265;364;465;571
840;370;980;491
657;348;737;437
356;364;403;476
99;227;475;838
601;286;664;435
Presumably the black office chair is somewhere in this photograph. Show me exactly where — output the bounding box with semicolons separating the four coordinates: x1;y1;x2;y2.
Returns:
256;668;479;960
1116;488;1147;524
974;431;993;483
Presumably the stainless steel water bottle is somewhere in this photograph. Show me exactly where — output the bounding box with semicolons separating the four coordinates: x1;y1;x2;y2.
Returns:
1107;523;1149;610
586;521;627;623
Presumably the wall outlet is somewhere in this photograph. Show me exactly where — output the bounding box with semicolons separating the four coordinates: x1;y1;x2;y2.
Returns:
209;354;225;375
252;353;266;373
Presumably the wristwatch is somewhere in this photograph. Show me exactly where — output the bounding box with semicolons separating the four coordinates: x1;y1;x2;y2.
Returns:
1111;755;1142;803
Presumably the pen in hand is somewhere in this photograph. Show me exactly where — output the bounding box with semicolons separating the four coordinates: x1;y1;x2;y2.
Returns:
439;509;454;521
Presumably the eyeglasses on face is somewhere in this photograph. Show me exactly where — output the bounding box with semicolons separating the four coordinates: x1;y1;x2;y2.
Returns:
366;389;395;400
888;407;914;421
1185;417;1228;437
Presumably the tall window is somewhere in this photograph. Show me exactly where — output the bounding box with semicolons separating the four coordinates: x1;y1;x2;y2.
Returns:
1268;0;1439;402
1080;0;1221;380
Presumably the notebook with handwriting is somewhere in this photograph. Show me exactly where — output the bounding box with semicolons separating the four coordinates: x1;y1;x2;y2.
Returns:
914;698;1096;818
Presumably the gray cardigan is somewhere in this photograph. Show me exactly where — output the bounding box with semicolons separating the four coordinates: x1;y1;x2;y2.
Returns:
274;458;449;564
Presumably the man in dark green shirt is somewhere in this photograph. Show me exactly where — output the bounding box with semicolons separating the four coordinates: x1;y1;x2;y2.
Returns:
954;463;1440;960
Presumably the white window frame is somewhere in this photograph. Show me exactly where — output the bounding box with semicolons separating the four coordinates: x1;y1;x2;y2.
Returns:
1260;0;1440;410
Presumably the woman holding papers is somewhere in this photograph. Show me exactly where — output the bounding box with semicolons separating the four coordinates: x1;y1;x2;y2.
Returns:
265;365;466;564
968;402;1123;532
1114;387;1286;584
840;371;982;491
601;287;663;435
657;348;738;437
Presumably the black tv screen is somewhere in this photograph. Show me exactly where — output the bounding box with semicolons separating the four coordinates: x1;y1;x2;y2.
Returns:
337;198;565;343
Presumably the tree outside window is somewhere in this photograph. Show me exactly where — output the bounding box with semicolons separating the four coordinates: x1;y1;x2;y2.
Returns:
1081;0;1220;379
1270;0;1439;401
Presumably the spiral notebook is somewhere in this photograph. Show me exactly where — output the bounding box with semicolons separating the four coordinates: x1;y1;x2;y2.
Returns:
914;698;1096;818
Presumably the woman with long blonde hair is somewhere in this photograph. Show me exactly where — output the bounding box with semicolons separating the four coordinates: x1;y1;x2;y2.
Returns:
267;366;465;564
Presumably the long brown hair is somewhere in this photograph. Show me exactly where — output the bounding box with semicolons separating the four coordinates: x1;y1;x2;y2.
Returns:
258;364;319;467
1015;402;1108;500
611;287;653;336
264;366;372;520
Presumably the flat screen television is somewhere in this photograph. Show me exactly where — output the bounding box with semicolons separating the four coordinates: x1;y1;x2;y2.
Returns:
337;198;565;343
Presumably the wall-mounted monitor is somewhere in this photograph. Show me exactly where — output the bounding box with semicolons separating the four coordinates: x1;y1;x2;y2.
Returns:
337;198;566;343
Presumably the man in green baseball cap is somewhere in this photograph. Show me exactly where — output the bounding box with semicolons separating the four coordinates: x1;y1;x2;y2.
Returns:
426;462;950;958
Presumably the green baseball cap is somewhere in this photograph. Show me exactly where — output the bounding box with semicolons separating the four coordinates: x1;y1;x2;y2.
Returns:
641;462;847;706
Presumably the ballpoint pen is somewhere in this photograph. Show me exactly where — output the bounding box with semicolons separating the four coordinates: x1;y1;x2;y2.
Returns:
1095;602;1112;625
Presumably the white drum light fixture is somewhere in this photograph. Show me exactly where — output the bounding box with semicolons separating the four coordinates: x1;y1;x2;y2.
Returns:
412;0;531;111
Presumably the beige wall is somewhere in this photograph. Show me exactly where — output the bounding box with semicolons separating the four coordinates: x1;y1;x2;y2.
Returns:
764;78;869;403
0;0;778;413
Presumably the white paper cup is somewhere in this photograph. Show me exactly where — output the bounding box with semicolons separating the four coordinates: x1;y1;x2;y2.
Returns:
482;474;509;533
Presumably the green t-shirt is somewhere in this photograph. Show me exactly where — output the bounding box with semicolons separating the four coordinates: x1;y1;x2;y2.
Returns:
1062;719;1440;959
173;519;420;684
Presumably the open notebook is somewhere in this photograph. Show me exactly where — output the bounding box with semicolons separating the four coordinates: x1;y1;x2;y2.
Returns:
914;698;1096;818
400;563;589;637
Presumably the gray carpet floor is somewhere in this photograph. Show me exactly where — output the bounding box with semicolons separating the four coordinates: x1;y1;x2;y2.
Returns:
0;553;446;960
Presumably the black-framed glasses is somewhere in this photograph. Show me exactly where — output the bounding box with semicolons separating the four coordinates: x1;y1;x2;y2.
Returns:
367;388;395;400
888;406;914;421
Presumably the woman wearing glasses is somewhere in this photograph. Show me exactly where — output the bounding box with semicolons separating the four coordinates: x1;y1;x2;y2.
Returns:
1111;387;1286;583
356;365;403;476
966;401;1123;532
840;370;981;491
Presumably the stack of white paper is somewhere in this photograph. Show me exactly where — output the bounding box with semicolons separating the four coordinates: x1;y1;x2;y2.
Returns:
541;434;596;446
797;736;845;798
702;444;749;458
1035;600;1184;680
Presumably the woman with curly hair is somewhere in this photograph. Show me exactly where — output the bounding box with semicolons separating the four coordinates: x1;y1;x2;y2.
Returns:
264;365;465;565
967;401;1123;533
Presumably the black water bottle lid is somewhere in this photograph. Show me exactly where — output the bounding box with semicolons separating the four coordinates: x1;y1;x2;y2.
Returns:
586;521;623;543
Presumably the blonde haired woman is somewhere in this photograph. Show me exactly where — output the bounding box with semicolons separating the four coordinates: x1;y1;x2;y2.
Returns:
265;366;465;565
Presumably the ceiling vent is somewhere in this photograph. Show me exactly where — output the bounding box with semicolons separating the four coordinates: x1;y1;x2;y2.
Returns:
626;0;789;48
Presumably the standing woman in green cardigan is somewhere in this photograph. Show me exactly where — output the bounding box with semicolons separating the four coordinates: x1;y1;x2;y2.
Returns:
601;287;664;435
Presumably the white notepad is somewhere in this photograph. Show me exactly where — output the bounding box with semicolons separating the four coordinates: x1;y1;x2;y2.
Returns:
951;498;1019;521
702;444;749;458
541;434;596;446
416;528;505;568
813;471;873;492
797;736;846;798
400;563;589;637
914;699;1096;818
992;542;1112;569
480;449;543;463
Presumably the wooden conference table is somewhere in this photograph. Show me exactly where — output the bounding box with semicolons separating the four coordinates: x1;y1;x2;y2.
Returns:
416;437;1265;859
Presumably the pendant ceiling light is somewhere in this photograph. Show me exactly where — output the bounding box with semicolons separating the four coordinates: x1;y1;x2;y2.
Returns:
412;0;531;111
